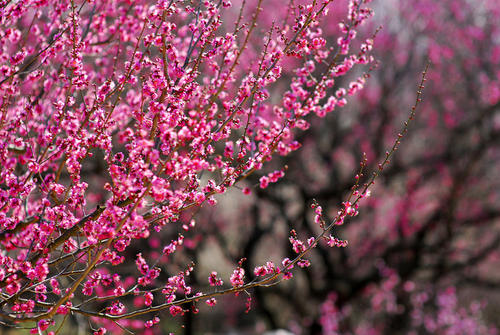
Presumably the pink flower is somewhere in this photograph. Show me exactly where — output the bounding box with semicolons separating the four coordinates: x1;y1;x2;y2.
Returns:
230;268;245;287
169;306;184;316
208;272;224;286
206;298;217;306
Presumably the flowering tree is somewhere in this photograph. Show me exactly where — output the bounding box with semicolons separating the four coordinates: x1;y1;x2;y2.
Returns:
0;0;418;333
186;0;500;333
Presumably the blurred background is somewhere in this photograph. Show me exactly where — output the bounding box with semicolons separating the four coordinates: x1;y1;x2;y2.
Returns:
173;0;500;333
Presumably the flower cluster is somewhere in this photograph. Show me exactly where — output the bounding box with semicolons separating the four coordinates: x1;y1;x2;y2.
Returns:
0;0;378;332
